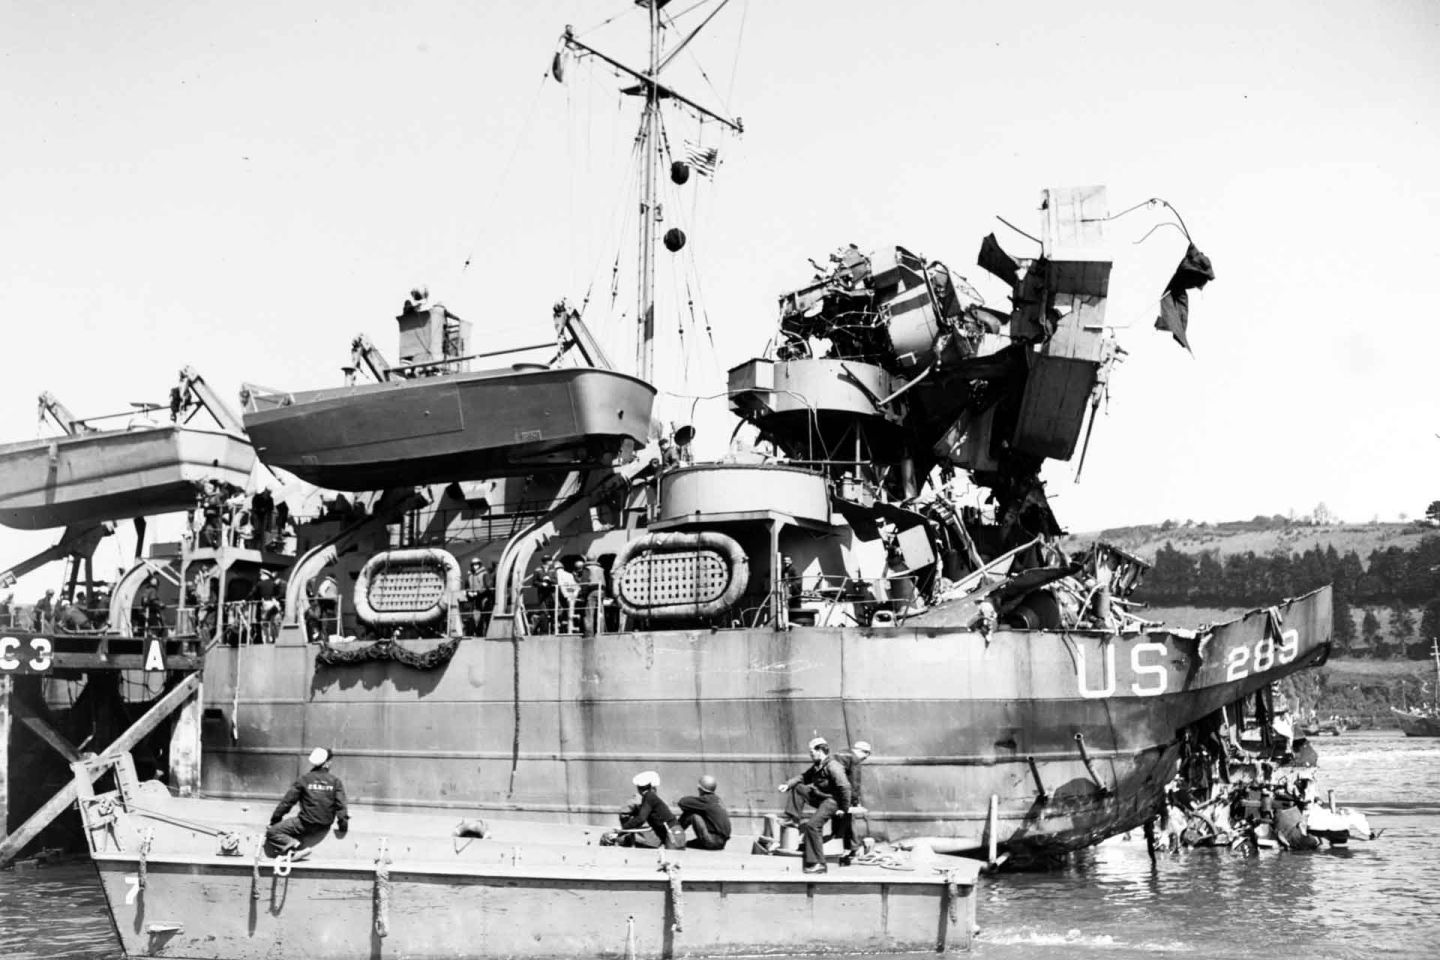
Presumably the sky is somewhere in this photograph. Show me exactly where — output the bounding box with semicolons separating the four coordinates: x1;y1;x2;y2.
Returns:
2;0;1438;595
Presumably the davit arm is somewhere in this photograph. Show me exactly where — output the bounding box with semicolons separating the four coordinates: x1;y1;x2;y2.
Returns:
175;366;248;435
0;523;113;591
487;457;654;638
279;488;428;635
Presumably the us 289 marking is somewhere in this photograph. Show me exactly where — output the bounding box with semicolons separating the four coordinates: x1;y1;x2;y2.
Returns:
1226;629;1299;682
1076;629;1299;699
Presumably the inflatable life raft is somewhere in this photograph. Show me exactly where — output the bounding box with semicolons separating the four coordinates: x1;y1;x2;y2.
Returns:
353;548;461;625
612;531;749;620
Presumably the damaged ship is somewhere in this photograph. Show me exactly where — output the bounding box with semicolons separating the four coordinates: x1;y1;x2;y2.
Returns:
178;179;1330;864
15;4;1331;868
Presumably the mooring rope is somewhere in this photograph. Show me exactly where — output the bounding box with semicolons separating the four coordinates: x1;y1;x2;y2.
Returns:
944;869;961;926
659;859;683;933
507;636;521;796
374;837;392;939
137;828;153;892
251;837;263;901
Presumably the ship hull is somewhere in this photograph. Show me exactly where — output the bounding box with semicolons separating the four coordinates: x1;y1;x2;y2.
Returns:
242;367;656;490
200;588;1330;859
0;426;255;530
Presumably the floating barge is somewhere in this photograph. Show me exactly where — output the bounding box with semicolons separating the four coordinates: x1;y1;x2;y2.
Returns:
75;754;979;959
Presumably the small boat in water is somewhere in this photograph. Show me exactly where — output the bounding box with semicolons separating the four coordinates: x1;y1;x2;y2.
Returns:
240;303;656;491
1392;708;1440;737
0;372;254;530
75;753;979;959
1392;640;1440;737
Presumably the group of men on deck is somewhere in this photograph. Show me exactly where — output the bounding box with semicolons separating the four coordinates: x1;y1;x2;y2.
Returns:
611;771;733;851
780;737;871;873
607;736;872;873
263;738;873;874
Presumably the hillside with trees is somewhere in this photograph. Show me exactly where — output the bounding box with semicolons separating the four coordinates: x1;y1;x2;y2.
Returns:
1066;515;1440;661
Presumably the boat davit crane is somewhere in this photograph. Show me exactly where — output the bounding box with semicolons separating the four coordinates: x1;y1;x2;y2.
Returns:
36;391;93;437
2;392;121;596
348;333;393;383
173;365;248;436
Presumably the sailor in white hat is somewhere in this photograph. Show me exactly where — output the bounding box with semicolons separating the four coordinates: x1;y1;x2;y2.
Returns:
264;747;350;858
616;770;683;850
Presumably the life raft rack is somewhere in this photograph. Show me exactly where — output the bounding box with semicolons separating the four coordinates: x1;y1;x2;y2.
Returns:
353;548;461;625
612;531;749;620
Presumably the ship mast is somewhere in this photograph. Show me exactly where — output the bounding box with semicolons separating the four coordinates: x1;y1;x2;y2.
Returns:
637;0;660;380
1432;638;1440;713
560;1;743;384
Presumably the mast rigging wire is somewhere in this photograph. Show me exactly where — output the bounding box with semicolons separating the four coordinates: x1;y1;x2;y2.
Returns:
456;73;550;279
573;4;641;39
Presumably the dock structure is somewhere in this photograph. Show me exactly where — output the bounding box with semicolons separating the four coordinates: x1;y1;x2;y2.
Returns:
0;629;204;868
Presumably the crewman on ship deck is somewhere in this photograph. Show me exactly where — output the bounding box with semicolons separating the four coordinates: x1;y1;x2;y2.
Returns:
265;747;350;858
778;737;852;873
678;775;731;850
134;576;164;637
530;556;558;634
33;588;55;631
834;740;872;861
616;771;684;850
465;558;492;635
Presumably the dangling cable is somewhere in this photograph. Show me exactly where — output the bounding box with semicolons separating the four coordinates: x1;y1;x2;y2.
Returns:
456;73;549;280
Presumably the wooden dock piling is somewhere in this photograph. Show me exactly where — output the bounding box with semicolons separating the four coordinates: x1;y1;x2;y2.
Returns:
0;633;203;868
1;677;10;845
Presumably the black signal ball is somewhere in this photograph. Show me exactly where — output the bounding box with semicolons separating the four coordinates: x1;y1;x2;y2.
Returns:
670;160;691;185
664;228;687;252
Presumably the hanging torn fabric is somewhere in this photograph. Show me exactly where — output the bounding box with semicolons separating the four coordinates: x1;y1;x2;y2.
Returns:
1154;242;1215;351
977;233;1020;289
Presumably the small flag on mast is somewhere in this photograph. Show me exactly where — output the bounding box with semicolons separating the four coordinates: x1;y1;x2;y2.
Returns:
684;143;720;177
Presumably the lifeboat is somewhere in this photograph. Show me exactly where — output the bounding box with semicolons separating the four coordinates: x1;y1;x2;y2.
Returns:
242;365;655;491
0;424;255;530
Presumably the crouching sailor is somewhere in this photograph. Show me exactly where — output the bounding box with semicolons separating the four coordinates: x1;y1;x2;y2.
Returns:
265;747;350;857
614;770;684;850
678;775;731;850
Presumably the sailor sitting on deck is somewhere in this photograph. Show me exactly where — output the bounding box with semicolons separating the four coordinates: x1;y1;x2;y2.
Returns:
677;775;731;850
265;747;350;858
607;771;684;850
833;740;872;861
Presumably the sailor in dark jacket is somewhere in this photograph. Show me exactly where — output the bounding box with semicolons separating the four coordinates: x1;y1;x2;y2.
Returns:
618;771;684;849
778;737;852;872
678;775;731;850
834;740;872;857
265;747;350;857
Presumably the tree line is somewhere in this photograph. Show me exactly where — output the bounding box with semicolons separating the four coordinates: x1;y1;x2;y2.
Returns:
1133;537;1440;659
